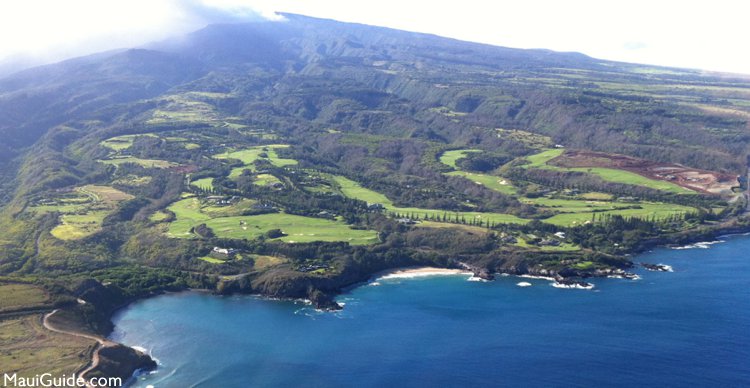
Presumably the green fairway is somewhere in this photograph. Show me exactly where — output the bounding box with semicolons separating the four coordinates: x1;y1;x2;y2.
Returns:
166;195;379;244
253;174;282;186
332;175;528;225
190;177;215;191
522;149;692;194
569;167;694;194
445;171;518;195
100;134;138;151
523;148;565;168
99;156;177;169
542;202;693;226
198;256;226;264
214;144;297;168
439;149;481;168
44;185;133;240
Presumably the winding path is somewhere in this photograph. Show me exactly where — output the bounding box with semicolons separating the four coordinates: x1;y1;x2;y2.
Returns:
43;310;116;386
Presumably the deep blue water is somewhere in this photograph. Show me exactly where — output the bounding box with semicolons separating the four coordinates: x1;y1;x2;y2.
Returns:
112;235;750;387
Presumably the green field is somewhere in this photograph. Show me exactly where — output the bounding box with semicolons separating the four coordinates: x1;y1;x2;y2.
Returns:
166;195;378;244
513;238;581;252
569;167;694;194
214;145;298;179
191;177;215;191
101;134;142;151
198;256;226;264
439;149;481;168
332;175;528;225
0;283;49;311
523;149;692;194
146;93;220;124
438;149;519;195
99;156;177;169
541;202;693;226
0;315;94;379
445;171;518;195
29;185;135;241
254;174;282;186
523;148;565;168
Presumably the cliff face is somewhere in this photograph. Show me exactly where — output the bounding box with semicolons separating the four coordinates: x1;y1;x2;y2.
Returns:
86;344;157;383
218;255;422;309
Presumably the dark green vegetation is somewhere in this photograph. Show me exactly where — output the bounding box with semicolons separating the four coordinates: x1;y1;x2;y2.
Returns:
0;14;748;338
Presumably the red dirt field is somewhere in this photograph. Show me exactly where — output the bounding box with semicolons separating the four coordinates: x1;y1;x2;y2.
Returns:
551;150;739;195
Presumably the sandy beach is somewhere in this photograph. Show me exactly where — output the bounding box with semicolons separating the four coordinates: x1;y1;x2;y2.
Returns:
375;267;473;280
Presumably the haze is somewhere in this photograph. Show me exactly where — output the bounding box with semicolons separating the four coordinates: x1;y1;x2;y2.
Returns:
1;0;748;75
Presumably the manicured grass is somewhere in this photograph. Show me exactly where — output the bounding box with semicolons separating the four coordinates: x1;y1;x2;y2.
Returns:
333;175;392;205
0;284;49;311
191;177;215;191
578;192;613;200
542;202;693;226
0;315;95;379
416;221;492;234
332;175;528;225
99;156;177;169
522;149;692;194
254;174;282;187
146;94;220;124
166;195;378;245
522;197;627;213
439;149;481;168
513;238;580;252
569;167;693;194
201;199;257;217
445;171;517;195
198;256;226;264
523;148;565;168
215;145;297;179
47;185;134;241
100;134;140;151
214;145;297;167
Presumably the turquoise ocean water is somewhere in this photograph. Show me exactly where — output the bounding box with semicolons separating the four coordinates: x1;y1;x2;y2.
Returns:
112;234;750;387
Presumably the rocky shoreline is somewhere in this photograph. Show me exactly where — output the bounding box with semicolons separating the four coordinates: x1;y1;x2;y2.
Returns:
54;221;750;384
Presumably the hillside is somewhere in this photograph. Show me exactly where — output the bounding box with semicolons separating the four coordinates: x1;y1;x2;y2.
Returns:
0;13;748;334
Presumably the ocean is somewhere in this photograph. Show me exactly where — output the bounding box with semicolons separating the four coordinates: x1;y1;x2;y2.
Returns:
111;234;750;387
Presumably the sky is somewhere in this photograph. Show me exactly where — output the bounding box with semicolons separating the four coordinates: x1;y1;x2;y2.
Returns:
0;0;749;74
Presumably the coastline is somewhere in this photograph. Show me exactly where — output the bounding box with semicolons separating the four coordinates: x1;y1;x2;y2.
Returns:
55;221;750;385
372;267;473;280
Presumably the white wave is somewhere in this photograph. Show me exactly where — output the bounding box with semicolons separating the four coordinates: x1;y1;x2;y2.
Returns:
516;282;532;287
551;281;594;290
369;281;381;286
657;264;674;272
467;276;488;282
671;240;724;250
607;274;641;280
518;274;556;281
378;270;472;280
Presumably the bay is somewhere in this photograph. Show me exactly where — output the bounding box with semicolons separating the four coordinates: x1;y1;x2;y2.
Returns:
112;234;750;387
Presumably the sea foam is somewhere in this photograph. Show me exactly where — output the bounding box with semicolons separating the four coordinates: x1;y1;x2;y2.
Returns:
671;240;724;250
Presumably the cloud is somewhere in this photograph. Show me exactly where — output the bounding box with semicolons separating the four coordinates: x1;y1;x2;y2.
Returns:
0;0;282;75
623;41;648;51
